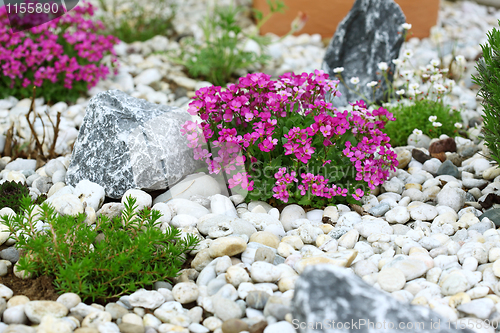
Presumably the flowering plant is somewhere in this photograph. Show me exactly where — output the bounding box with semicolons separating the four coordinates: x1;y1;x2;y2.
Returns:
182;71;398;208
382;98;462;147
332;23;466;108
0;1;118;103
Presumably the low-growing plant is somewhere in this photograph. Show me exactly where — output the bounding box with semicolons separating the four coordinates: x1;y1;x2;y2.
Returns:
181;71;398;208
0;1;118;103
473;21;500;165
95;0;176;43
332;23;467;108
383;99;463;147
169;0;305;87
2;196;199;301
0;180;30;214
169;4;270;86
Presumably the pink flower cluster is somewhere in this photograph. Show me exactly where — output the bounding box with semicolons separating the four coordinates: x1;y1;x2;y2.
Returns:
0;1;118;92
182;70;398;204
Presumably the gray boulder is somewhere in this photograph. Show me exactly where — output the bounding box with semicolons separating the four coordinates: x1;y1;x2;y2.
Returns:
66;90;202;199
292;265;473;333
322;0;405;106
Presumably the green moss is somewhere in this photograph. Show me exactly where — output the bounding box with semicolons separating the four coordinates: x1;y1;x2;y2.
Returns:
0;180;30;214
383;99;462;147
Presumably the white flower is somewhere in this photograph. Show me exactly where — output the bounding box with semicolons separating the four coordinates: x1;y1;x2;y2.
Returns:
413;128;423;136
366;81;378;88
396;89;405;95
428;116;437;122
430;74;443;82
455;55;466;64
401;70;414;79
425;64;435;72
433;83;446;94
432;122;443;127
401;23;412;30
444;79;456;89
409;83;420;90
403;49;413;59
454;122;463;129
378;62;388;71
333;67;344;73
430;59;441;67
407;89;416;96
350;77;360;85
392;59;402;65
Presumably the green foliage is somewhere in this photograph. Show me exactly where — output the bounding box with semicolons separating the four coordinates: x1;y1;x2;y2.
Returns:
383;99;462;147
96;0;176;43
2;196;199;301
0;180;30;214
169;4;274;86
473;21;500;165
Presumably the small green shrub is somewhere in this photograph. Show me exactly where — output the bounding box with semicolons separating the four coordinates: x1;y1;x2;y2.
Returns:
473;21;500;165
2;196;199;301
383;99;462;147
95;0;176;43
0;180;30;214
169;4;270;86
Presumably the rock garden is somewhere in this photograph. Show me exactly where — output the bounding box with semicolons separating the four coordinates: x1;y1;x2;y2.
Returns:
1;0;500;332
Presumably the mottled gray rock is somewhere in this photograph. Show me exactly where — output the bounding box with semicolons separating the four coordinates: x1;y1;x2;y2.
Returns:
292;265;474;333
65;90;202;199
322;0;405;106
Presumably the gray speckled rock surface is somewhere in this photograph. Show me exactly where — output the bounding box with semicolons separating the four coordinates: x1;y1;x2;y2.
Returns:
292;265;474;333
66;90;202;199
322;0;405;106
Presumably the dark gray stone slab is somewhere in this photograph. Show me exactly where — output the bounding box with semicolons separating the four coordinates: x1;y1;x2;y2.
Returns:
322;0;406;106
65;90;202;199
479;208;500;227
292;265;474;333
436;160;461;179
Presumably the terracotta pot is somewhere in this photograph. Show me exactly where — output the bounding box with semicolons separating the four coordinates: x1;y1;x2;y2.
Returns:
252;0;440;39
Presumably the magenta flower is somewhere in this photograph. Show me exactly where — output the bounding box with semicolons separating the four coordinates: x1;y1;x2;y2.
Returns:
181;70;398;206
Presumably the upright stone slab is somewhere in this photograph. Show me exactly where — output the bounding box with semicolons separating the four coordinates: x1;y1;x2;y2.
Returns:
322;0;406;106
65;90;202;199
292;265;474;333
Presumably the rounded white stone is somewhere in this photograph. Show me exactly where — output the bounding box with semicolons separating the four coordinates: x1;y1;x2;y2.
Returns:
251;261;280;283
49;193;84;216
24;301;69;324
385;206;410;224
378;268;406;292
57;293;81;310
441;271;469;296
73;179;106;211
210;194;237;218
128;289;165;309
338;229;359;249
172;282;199;304
122;189;152;212
225;265;250;288
122;313;143;326
171;214;198;228
280;204;306;232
